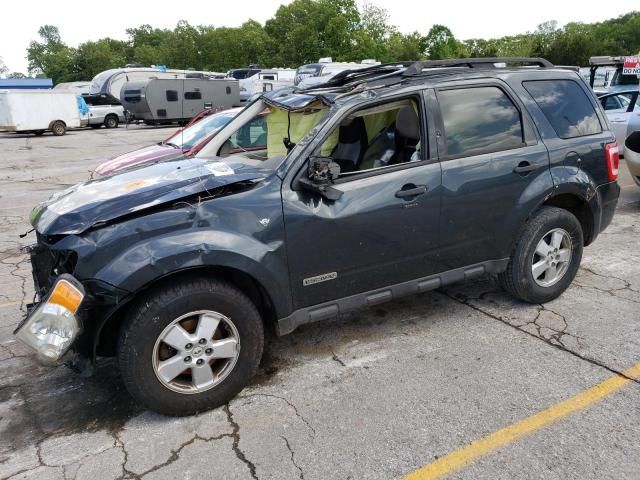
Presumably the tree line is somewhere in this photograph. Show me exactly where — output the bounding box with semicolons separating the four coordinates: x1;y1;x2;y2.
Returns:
9;0;640;84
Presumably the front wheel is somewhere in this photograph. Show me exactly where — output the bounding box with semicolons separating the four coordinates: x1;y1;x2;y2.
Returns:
118;277;264;416
499;206;583;304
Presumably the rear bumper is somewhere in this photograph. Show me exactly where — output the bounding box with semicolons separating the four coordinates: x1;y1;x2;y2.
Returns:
596;181;620;235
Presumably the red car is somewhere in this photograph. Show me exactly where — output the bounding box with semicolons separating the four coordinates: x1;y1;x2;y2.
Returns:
92;108;242;177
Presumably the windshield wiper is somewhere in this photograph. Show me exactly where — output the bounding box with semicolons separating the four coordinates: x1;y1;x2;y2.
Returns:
164;142;182;149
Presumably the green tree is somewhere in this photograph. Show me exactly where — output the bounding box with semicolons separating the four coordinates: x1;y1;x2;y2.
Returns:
387;31;426;61
264;0;362;66
7;72;28;79
425;24;467;59
351;3;393;62
73;38;129;80
27;25;75;82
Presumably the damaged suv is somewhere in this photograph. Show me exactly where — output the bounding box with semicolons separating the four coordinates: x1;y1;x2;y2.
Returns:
15;58;620;415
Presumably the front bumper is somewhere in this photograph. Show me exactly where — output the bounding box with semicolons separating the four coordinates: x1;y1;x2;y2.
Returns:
13;274;84;364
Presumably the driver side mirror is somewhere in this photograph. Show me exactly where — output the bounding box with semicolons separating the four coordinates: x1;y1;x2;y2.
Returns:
298;156;344;201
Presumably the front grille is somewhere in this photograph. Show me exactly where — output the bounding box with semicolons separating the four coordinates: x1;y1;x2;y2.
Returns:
29;237;77;298
30;245;56;296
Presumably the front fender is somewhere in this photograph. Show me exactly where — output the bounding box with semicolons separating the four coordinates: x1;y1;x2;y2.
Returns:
93;229;291;318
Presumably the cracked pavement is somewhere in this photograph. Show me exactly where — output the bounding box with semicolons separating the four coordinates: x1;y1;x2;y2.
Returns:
1;128;639;479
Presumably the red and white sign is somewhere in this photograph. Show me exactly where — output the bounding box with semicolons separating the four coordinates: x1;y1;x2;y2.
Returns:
623;56;640;75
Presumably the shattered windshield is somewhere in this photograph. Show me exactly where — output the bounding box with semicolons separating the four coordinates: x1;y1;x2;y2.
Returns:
167;110;237;150
196;99;331;168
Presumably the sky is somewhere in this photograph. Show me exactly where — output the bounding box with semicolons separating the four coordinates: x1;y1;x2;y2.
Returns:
1;0;638;74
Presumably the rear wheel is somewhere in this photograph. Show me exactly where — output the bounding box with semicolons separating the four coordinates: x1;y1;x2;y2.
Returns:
499;207;583;304
51;121;66;136
104;114;119;128
118;277;264;416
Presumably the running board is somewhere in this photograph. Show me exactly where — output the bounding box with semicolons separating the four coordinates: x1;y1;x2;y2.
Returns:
276;258;509;335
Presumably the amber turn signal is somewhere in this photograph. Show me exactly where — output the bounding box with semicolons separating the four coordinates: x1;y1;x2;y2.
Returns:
48;279;84;314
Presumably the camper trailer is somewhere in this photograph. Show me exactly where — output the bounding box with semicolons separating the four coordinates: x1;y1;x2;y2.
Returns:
0;90;87;135
120;77;240;124
294;58;381;86
54;82;91;96
238;69;296;102
84;67;226;105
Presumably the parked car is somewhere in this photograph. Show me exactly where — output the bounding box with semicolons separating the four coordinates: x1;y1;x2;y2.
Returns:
88;105;126;129
625;112;640;186
92;107;241;177
16;58;620;416
597;90;640;156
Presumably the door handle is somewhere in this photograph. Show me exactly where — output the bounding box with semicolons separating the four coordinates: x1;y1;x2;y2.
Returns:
610;117;626;123
395;184;427;199
513;162;537;174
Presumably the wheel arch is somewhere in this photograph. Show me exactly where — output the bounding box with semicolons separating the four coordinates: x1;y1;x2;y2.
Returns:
93;265;278;360
104;113;119;126
540;191;596;246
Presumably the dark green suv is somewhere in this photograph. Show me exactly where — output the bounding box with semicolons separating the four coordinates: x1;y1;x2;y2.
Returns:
15;58;620;415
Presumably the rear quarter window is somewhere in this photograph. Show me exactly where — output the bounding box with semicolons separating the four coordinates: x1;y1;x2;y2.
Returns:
523;79;602;139
437;86;524;157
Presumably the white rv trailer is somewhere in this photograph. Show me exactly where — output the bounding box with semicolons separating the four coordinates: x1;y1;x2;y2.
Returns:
0;90;86;136
120;77;240;124
238;69;296;102
294;58;381;85
85;67;226;105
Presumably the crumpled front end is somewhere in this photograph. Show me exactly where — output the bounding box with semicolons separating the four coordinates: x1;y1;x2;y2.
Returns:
14;236;128;368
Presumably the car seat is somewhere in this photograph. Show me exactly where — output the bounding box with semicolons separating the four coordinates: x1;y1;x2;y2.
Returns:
331;117;368;173
393;107;420;164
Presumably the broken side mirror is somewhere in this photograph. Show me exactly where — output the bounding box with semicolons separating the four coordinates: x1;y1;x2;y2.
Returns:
299;156;343;201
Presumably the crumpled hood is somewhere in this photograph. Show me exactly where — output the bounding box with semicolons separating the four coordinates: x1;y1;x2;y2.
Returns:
31;157;268;235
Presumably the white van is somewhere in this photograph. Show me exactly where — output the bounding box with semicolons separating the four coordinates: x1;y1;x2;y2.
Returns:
0;90;86;136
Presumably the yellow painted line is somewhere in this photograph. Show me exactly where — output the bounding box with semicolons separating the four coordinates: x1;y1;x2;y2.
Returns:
0;301;20;308
403;362;640;480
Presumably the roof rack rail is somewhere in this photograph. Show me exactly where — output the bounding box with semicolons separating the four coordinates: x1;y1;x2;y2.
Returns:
403;57;554;76
298;62;409;91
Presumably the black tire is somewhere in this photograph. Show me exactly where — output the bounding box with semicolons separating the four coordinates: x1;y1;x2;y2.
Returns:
118;277;264;416
90;124;102;129
499;207;583;304
51;121;66;136
104;115;119;128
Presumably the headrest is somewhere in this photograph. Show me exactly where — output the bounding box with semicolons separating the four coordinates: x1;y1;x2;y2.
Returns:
396;106;420;140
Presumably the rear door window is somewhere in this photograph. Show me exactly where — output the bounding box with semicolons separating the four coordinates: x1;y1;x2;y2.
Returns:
523;80;602;139
437;86;524;157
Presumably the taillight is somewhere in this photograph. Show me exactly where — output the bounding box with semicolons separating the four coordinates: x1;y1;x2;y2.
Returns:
605;142;619;181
